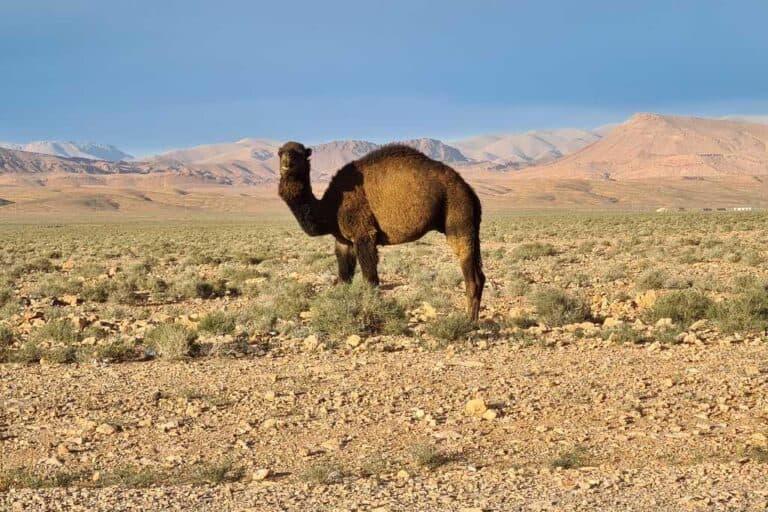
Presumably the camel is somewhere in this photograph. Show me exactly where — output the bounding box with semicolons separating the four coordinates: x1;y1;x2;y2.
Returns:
277;141;485;320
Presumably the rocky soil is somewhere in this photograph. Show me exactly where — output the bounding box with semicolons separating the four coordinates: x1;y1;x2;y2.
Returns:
1;213;768;510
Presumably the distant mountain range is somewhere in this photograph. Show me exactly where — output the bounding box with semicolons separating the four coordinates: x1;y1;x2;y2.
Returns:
526;113;768;179
3;114;768;214
0;141;133;161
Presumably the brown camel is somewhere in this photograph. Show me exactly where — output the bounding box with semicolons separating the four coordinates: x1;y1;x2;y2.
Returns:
277;141;485;320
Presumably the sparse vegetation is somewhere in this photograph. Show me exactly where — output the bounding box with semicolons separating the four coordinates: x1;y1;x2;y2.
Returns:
0;324;15;347
411;443;451;470
511;242;557;261
550;446;591;469
95;337;136;362
31;318;78;344
191;460;244;485
1;212;768;506
531;288;591;326
644;290;713;326
310;280;407;338
708;281;768;333
426;312;475;341
144;322;197;360
198;311;237;335
302;463;345;485
636;269;667;290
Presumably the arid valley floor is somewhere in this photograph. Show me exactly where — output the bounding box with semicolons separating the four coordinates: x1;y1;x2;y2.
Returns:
1;212;768;511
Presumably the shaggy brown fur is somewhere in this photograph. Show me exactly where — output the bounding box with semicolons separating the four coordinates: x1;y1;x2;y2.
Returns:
278;141;485;320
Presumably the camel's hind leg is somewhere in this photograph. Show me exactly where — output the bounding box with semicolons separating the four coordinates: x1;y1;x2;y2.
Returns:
447;232;485;321
335;240;356;283
354;237;380;286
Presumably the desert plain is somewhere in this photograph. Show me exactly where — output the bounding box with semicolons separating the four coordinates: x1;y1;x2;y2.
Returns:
1;210;767;511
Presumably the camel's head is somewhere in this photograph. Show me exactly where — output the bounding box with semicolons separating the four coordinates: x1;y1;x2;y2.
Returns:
278;141;312;178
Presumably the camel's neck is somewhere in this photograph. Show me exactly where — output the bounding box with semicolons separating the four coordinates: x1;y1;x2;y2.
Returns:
278;172;332;237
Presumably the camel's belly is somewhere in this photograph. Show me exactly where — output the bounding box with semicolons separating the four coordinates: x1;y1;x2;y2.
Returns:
365;175;444;244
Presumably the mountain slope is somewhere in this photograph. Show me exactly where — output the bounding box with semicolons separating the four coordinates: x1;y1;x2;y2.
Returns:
398;138;468;163
0;141;132;161
527;114;768;179
452;129;601;169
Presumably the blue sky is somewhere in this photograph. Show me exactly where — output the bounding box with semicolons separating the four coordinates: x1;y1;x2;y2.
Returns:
1;0;767;156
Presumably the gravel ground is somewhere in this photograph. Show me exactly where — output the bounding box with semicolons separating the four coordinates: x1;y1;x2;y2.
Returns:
3;338;768;511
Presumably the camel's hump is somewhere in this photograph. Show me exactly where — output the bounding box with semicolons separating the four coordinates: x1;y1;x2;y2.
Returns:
355;144;436;166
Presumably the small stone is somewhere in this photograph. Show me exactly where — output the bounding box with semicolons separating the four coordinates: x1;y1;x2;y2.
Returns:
157;420;178;432
745;365;762;377
252;468;271;481
421;303;437;319
482;409;498;421
655;318;674;329
56;444;70;457
662;378;675;388
578;479;600;490
603;317;624;329
647;341;663;352
750;432;767;445
346;334;362;348
682;333;699;344
396;469;410;480
261;418;277;430
321;439;342;452
91;471;101;482
635;290;658;309
263;390;276;401
95;423;117;435
303;335;320;352
61;294;80;306
689;319;709;331
465;398;487;417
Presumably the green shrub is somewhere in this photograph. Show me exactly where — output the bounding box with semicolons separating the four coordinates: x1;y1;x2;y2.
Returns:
708;282;768;333
0;325;14;347
550;446;591;469
310;280;407;338
636;269;667;290
426;313;475;341
45;345;78;364
272;281;314;319
0;286;12;307
510;242;557;261
81;283;110;303
191;460;244;485
32;275;82;298
506;313;537;329
198;311;236;335
10;341;43;364
601;325;647;344
301;463;345;485
145;323;197;360
410;443;450;470
32;319;78;344
644;290;712;326
531;288;591;326
95;338;135;362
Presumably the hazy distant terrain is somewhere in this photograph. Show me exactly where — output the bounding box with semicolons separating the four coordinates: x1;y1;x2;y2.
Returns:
2;113;768;218
0;141;132;161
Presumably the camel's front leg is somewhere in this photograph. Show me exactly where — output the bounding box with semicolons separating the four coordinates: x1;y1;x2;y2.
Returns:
334;240;356;284
354;237;379;286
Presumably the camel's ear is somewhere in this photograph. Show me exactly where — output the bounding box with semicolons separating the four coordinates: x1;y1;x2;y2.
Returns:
305;148;312;158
